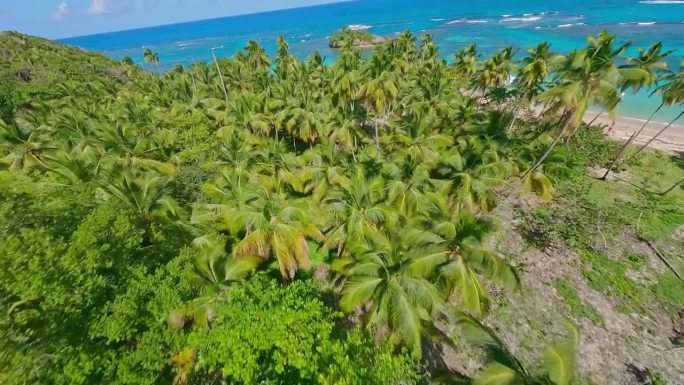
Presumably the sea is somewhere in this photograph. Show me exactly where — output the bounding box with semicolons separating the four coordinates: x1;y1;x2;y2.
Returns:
61;0;684;122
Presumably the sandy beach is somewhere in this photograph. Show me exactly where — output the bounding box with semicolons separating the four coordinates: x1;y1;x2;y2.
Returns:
585;111;684;154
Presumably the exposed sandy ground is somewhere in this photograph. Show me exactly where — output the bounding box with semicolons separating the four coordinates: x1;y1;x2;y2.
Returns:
479;193;684;385
585;111;684;154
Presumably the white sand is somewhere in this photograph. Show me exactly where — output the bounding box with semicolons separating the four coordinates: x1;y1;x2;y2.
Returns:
584;111;684;154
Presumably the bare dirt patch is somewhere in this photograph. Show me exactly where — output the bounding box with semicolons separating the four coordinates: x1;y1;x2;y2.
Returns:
480;195;684;385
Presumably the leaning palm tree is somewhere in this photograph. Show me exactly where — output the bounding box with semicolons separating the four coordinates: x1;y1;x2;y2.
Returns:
625;66;684;161
525;31;629;177
599;43;674;179
587;41;671;126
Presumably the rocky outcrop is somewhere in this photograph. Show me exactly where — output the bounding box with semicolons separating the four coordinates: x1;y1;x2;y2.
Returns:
328;35;389;49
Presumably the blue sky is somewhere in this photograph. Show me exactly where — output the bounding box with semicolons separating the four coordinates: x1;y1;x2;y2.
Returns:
1;0;342;39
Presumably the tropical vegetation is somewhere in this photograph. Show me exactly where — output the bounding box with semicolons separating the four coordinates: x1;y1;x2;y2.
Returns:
0;28;682;384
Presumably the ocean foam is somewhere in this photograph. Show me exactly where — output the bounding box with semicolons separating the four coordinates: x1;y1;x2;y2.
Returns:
620;21;658;26
499;16;542;22
430;18;446;22
447;19;488;24
348;24;372;30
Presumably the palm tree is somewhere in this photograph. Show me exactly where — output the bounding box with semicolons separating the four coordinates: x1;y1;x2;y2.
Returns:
437;138;514;214
225;92;271;136
517;42;558;100
274;36;295;80
122;56;134;66
103;168;181;224
383;154;434;219
178;234;261;328
422;192;519;317
526;31;629;177
323;167;396;257
195;184;324;279
599;42;674;179
471;47;516;108
39;147;102;185
452;44;479;85
588;42;672;123
143;48;160;70
189;235;261;290
242;40;270;71
509;42;562;132
334;227;448;356
210;46;230;103
624;66;684;161
299;141;352;202
274;90;329;147
357;54;399;151
0;117;55;170
454;313;579;385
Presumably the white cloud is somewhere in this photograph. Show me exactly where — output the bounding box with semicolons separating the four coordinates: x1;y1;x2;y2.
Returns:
52;1;70;20
88;0;110;15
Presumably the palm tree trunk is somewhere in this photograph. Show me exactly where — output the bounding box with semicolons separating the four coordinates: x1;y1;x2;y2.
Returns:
587;109;604;126
210;48;229;103
351;136;358;163
507;115;518;134
506;98;520;133
630;109;684;159
521;132;564;179
660;177;684;196
538;104;554;120
600;103;663;180
373;119;381;152
521;112;572;179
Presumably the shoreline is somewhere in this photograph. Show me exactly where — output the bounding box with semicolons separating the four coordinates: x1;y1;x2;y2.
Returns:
584;111;684;154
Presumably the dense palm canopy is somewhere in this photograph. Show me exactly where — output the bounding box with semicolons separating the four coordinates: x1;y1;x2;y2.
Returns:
0;28;678;384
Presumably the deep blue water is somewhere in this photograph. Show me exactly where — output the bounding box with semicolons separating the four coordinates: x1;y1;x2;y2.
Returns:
61;0;684;121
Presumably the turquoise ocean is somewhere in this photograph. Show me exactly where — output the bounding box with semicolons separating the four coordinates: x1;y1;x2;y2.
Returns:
61;0;684;122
